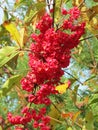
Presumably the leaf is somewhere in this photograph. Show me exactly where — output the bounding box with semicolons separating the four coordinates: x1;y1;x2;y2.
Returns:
76;97;89;108
0;46;19;68
3;22;21;47
67;127;72;130
3;8;9;22
31;8;45;31
0;75;22;97
19;27;28;47
62;112;74;119
24;2;46;27
89;98;98;105
72;111;81;123
85;111;94;130
48;104;61;129
16;52;29;75
0;126;2;130
56;81;71;94
71;85;79;103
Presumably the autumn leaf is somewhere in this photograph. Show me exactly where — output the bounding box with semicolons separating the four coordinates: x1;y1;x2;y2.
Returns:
3;21;21;47
72;111;81;123
56;80;71;94
62;112;74;119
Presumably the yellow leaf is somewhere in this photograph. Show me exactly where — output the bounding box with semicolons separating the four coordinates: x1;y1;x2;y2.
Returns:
67;127;73;130
0;126;2;130
56;81;70;94
3;21;21;47
19;28;28;47
72;111;81;123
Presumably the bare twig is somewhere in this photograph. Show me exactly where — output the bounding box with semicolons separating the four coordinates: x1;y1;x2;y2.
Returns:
64;70;83;85
52;0;55;27
80;34;98;41
78;0;85;8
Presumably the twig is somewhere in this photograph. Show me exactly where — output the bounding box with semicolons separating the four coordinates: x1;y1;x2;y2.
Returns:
52;0;55;27
51;102;61;114
80;34;98;41
49;116;63;124
64;70;83;85
78;0;85;8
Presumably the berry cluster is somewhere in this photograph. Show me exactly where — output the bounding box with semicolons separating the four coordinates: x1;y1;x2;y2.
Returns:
7;7;85;129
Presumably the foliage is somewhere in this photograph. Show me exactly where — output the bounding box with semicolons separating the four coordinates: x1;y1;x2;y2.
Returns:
0;0;98;130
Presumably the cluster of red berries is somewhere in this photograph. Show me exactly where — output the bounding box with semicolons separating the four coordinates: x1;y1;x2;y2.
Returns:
7;7;85;129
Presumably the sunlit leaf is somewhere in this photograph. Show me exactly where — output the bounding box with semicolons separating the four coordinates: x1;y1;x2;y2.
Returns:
67;127;72;130
0;126;2;130
0;75;22;97
56;81;70;94
19;28;28;47
0;46;19;68
72;111;81;123
3;22;22;47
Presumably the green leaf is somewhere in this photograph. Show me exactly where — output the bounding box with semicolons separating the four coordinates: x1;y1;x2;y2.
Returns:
16;52;29;75
3;8;9;22
89;98;98;105
71;85;79;103
0;75;22;97
0;46;19;68
85;111;94;130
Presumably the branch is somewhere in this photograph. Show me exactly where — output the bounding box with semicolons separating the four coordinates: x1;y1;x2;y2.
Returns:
64;70;83;85
78;0;85;8
52;0;55;27
80;34;98;41
49;116;63;124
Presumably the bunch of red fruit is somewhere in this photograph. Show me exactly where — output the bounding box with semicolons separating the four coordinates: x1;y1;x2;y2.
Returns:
7;7;85;130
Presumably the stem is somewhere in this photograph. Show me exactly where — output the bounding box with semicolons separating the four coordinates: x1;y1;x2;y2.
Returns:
51;102;61;114
78;0;85;8
80;34;98;41
52;0;55;27
49;116;63;124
